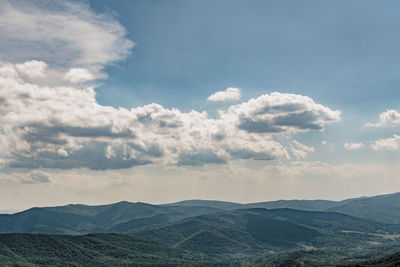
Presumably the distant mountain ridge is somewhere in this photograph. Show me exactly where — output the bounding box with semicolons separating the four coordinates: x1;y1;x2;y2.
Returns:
0;201;218;235
166;192;400;224
1;192;400;235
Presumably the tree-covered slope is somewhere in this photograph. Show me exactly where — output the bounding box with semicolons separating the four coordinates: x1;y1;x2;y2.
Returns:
135;208;322;254
134;208;400;255
329;192;400;224
0;233;205;266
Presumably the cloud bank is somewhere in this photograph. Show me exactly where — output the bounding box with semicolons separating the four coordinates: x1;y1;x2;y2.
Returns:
0;61;341;170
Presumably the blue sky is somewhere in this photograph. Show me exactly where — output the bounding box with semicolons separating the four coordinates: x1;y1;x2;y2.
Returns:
0;0;399;209
93;0;400;110
93;0;400;158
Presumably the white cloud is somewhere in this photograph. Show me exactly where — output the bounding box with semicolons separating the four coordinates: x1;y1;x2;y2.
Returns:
0;61;341;170
219;92;341;134
15;60;47;78
207;87;241;102
371;135;400;151
64;68;94;83
344;142;365;151
291;140;314;159
365;109;400;127
0;1;134;73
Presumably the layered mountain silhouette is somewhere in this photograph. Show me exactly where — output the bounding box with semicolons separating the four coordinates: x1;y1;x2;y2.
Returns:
2;192;400;235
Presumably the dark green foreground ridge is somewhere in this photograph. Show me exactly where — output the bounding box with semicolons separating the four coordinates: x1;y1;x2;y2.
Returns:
1;233;400;266
0;233;204;266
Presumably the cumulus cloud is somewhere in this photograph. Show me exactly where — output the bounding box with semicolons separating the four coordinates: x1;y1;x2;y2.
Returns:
371;135;400;151
219;92;341;134
0;0;133;74
15;60;47;78
64;68;94;83
365;109;400;127
344;142;365;151
0;61;341;170
207;87;241;102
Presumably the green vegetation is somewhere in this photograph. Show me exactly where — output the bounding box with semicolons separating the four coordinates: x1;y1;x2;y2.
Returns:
1;233;400;266
346;250;400;266
134;208;400;255
245;212;319;246
0;233;196;266
329;192;400;224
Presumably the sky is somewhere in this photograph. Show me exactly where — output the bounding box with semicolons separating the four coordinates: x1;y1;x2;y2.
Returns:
0;0;400;210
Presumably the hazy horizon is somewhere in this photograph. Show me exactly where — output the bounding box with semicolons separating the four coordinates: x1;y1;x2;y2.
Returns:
2;190;399;213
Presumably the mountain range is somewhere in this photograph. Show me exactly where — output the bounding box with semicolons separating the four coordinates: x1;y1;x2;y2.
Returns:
2;192;400;265
2;191;400;235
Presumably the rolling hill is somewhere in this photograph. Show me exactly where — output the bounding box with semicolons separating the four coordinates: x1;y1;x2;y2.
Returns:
0;201;220;235
135;208;320;254
134;208;400;254
328;192;400;224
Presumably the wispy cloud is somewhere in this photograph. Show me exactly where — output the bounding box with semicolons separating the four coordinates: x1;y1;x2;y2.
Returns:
291;140;314;159
0;0;134;76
